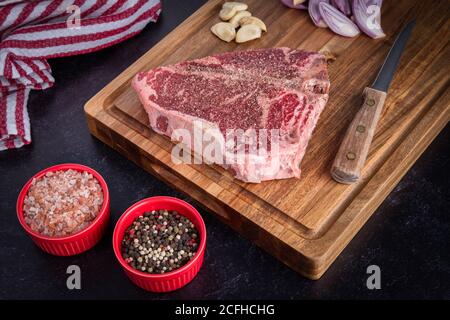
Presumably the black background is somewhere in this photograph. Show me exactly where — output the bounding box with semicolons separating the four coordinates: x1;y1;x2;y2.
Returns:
0;0;449;299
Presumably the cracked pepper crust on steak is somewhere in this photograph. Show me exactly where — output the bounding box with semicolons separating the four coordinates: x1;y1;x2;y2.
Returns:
132;47;330;183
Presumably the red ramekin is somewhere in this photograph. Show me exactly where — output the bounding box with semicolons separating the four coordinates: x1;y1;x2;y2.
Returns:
16;163;110;256
113;196;206;293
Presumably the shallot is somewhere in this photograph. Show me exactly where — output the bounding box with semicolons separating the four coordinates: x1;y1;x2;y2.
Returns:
319;2;360;37
331;0;351;16
309;0;329;28
281;0;308;10
280;0;385;39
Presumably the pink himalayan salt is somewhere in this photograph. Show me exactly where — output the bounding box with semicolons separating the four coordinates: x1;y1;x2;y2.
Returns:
23;169;103;237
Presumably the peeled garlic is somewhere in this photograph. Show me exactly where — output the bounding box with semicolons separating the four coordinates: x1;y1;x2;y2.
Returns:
235;24;262;43
239;16;267;32
229;11;252;28
293;0;307;5
223;2;248;12
219;6;237;21
211;22;236;42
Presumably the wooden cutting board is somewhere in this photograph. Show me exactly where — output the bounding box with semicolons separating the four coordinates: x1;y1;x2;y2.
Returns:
84;0;450;279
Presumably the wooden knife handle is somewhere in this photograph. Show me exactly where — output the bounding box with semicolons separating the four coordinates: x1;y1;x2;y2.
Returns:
331;87;387;184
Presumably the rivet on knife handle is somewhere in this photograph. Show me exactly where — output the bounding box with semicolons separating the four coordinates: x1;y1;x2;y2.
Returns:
331;87;387;184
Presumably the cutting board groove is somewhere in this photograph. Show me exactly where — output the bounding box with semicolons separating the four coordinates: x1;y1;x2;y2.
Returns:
85;0;450;279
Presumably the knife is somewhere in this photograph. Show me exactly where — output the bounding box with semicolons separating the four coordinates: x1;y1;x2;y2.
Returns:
331;20;416;184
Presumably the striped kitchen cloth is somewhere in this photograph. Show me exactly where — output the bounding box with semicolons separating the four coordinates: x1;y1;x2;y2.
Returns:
0;0;162;151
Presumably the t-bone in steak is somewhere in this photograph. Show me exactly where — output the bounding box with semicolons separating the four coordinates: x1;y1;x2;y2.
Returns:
132;47;330;183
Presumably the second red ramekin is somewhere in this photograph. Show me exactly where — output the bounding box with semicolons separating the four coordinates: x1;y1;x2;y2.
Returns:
113;196;206;292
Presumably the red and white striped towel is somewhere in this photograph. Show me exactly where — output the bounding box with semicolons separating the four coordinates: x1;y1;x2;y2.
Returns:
0;0;162;151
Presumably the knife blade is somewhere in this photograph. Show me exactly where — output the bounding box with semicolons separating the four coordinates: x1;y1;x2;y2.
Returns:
372;20;416;92
331;21;416;184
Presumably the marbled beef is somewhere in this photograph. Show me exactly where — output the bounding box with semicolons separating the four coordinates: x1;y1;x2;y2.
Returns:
132;48;330;183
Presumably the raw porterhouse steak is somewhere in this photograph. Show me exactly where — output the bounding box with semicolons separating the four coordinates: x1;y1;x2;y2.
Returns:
132;47;330;183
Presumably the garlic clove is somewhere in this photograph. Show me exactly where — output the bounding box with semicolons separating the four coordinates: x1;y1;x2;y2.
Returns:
293;0;307;5
229;10;252;28
239;16;267;32
235;24;262;43
219;6;237;21
223;2;248;12
211;22;236;42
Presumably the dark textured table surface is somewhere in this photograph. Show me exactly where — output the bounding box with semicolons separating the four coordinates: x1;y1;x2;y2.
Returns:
1;0;449;300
